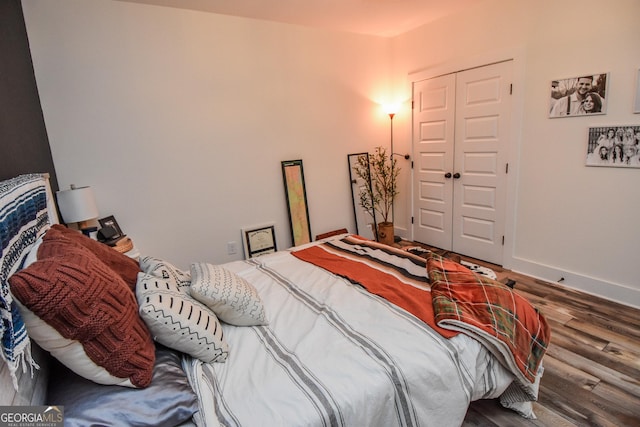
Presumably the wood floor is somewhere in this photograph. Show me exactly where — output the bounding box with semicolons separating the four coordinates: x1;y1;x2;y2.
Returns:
400;242;640;427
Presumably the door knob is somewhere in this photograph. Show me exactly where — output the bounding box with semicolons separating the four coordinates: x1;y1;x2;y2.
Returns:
453;173;461;179
444;172;452;179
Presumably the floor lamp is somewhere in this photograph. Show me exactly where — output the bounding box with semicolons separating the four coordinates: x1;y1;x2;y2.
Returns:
388;111;396;224
386;110;400;243
386;107;409;243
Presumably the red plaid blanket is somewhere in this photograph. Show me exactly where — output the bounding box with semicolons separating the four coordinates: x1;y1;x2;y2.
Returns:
427;253;550;387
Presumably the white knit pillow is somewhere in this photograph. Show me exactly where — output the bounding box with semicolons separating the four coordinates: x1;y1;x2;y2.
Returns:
139;256;191;291
189;263;267;326
136;273;228;363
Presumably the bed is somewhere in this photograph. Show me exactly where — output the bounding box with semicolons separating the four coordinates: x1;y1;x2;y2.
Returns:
0;173;550;427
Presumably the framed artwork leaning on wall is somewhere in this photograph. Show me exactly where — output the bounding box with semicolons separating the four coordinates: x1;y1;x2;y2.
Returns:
242;223;277;259
281;159;312;247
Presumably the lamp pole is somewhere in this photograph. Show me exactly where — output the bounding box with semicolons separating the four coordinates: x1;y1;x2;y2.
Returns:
389;112;395;154
389;112;395;225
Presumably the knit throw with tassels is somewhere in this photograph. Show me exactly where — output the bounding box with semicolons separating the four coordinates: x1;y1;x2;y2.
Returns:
0;174;48;389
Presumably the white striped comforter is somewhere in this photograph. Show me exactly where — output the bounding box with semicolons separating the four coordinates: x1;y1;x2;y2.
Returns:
183;248;515;427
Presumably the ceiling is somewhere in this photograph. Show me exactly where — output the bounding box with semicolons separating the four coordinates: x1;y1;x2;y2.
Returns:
119;0;484;37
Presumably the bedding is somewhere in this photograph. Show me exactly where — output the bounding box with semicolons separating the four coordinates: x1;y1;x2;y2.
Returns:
291;235;457;338
189;262;268;326
136;272;229;363
47;344;198;427
139;255;192;289
181;244;535;426
10;239;156;387
0;174;199;425
427;253;549;388
48;224;140;289
0;173;550;427
0;174;50;388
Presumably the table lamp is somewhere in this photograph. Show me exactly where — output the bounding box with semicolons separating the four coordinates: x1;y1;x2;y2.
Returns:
56;185;99;234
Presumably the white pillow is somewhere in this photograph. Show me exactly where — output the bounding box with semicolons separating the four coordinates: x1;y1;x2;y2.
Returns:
139;256;191;290
190;263;267;326
14;299;136;387
136;273;228;363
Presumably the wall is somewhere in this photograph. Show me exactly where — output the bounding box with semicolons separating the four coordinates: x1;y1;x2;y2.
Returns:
22;0;393;268
0;0;57;190
21;0;640;308
392;0;640;307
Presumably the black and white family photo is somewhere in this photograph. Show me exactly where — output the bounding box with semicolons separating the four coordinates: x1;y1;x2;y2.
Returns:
550;73;608;118
586;125;640;168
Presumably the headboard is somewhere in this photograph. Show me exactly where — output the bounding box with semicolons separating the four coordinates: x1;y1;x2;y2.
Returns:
0;0;59;194
0;173;58;405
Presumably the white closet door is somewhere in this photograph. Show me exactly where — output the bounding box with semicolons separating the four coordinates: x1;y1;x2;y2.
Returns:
412;73;456;250
452;61;512;264
412;61;512;264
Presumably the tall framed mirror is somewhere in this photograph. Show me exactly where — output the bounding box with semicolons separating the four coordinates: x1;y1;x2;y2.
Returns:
282;159;312;247
348;153;376;241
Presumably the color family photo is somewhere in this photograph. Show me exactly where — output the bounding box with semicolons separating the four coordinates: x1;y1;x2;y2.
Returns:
586;125;640;168
550;73;608;117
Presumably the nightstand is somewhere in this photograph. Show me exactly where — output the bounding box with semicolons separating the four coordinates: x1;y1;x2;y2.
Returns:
124;246;140;260
112;236;139;260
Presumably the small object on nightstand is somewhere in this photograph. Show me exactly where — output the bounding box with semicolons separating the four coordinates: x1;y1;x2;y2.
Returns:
112;237;133;254
82;226;98;238
97;226;121;245
112;236;140;260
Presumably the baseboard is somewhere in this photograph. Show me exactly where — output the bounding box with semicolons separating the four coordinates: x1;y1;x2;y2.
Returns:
394;225;409;240
507;256;640;310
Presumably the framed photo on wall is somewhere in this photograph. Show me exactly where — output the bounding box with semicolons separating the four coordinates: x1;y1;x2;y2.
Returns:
549;73;608;118
585;125;640;168
242;223;277;259
281;159;312;247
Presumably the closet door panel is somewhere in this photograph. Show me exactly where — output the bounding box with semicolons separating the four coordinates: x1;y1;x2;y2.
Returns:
412;74;456;250
453;61;512;264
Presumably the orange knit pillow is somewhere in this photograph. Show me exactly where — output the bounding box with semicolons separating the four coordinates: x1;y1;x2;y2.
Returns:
46;224;140;290
9;247;155;387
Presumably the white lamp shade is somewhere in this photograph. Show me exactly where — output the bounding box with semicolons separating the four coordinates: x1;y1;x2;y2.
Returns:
56;186;99;224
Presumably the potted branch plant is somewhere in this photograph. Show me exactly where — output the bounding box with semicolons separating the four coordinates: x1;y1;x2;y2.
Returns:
353;146;399;246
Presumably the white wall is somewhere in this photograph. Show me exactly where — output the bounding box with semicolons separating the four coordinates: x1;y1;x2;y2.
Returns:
22;0;394;268
392;0;640;307
23;0;640;308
